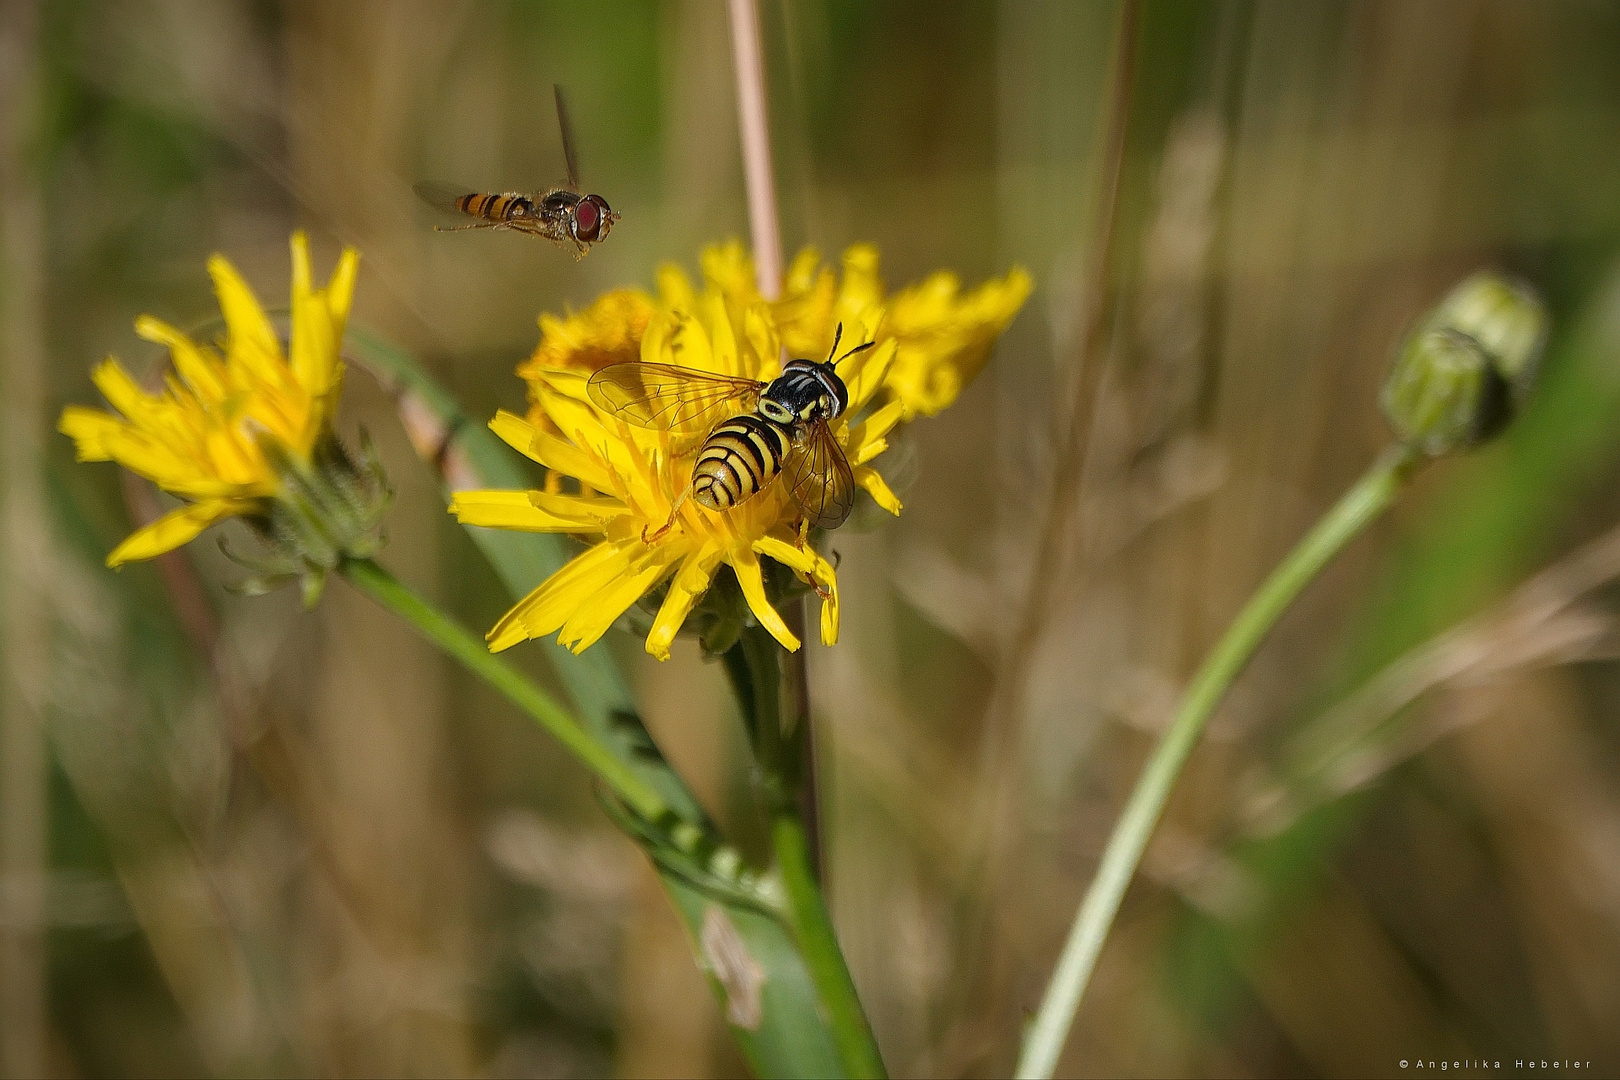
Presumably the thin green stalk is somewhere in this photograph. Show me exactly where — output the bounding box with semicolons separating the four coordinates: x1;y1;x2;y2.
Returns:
728;625;887;1078
338;556;667;824
1016;443;1419;1080
772;812;885;1080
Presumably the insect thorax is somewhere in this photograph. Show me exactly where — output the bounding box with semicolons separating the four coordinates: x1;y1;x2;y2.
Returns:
762;360;848;424
540;189;582;213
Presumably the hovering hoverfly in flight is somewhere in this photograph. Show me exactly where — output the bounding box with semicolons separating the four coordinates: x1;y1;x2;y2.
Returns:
587;324;876;539
414;85;619;258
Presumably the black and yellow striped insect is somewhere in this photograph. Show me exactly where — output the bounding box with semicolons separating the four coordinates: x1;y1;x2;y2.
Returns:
414;85;619;259
586;324;875;537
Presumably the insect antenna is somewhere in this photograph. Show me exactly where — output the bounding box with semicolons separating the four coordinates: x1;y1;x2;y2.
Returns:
826;322;877;371
835;340;876;366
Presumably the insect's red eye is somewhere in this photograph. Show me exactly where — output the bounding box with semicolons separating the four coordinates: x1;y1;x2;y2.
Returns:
574;198;601;241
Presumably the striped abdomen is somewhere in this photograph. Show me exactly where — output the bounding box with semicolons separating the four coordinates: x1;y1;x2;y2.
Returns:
692;414;791;512
455;192;534;222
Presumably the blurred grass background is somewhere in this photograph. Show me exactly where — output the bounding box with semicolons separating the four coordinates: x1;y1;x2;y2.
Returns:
3;0;1620;1076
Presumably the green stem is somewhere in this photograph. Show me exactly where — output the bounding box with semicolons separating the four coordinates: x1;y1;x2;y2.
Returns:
773;812;886;1080
338;556;667;823
728;625;887;1079
1015;444;1419;1080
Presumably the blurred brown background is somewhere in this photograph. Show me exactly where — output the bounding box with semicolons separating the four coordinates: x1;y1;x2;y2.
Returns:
3;0;1620;1076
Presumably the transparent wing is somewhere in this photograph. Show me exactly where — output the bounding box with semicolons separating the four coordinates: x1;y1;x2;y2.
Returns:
784;419;855;530
587;363;763;433
414;181;474;215
554;84;581;191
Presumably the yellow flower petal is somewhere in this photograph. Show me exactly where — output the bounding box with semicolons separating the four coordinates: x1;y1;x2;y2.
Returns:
775;250;837;358
853;466;902;515
742;303;780;377
90;422;260;499
524;366;592;404
489;410;544;463
87;359;157;428
82;425;187;491
531;490;627;523
701;240;760;308
851;437;887;467
753;534;840;646
784;247;822;297
732;543;798;652
662;311;716;374
842;338;896;412
105;498;254;567
703;290;743;378
557;543;683;654
838;244;884;310
136;317;224;402
832;245;886;346
207;252;283;381
530;430;620;498
751;533;813;575
844;397;903;469
487;540;634;652
885;265;1033;417
326;246;361;326
290;229;312;302
288;234;335;440
655;263;697;312
646;542;724;661
535;385;651;494
59;406;122;461
488;409;617;493
820;576;839;646
449;489;618;533
518;289;653;393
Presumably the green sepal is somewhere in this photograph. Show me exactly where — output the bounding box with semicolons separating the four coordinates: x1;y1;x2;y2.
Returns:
1383;272;1548;455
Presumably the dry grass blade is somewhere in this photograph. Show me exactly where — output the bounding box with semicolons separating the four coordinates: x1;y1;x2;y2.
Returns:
1245;517;1620;838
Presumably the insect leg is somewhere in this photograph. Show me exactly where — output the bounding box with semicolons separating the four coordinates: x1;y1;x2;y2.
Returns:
643;488;690;544
785;518;833;597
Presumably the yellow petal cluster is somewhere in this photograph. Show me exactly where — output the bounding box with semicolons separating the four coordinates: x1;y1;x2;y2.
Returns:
774;244;1033;417
520;288;654;380
59;233;359;566
453;240;1028;661
516;240;1031;423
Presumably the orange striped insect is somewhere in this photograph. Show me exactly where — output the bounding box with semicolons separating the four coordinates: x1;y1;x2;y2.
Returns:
415;85;618;258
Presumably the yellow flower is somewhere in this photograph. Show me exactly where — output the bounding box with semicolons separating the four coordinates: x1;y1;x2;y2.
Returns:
519;287;655;382
60;232;361;568
522;241;1031;423
775;244;1033;417
452;240;1027;661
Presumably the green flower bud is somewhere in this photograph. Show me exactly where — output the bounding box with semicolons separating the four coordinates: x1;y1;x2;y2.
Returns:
1382;328;1491;455
1382;272;1548;455
1429;272;1548;403
227;432;392;606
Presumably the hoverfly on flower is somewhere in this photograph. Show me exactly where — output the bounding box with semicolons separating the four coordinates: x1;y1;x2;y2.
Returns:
415;85;619;258
587;323;873;542
449;241;1030;661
